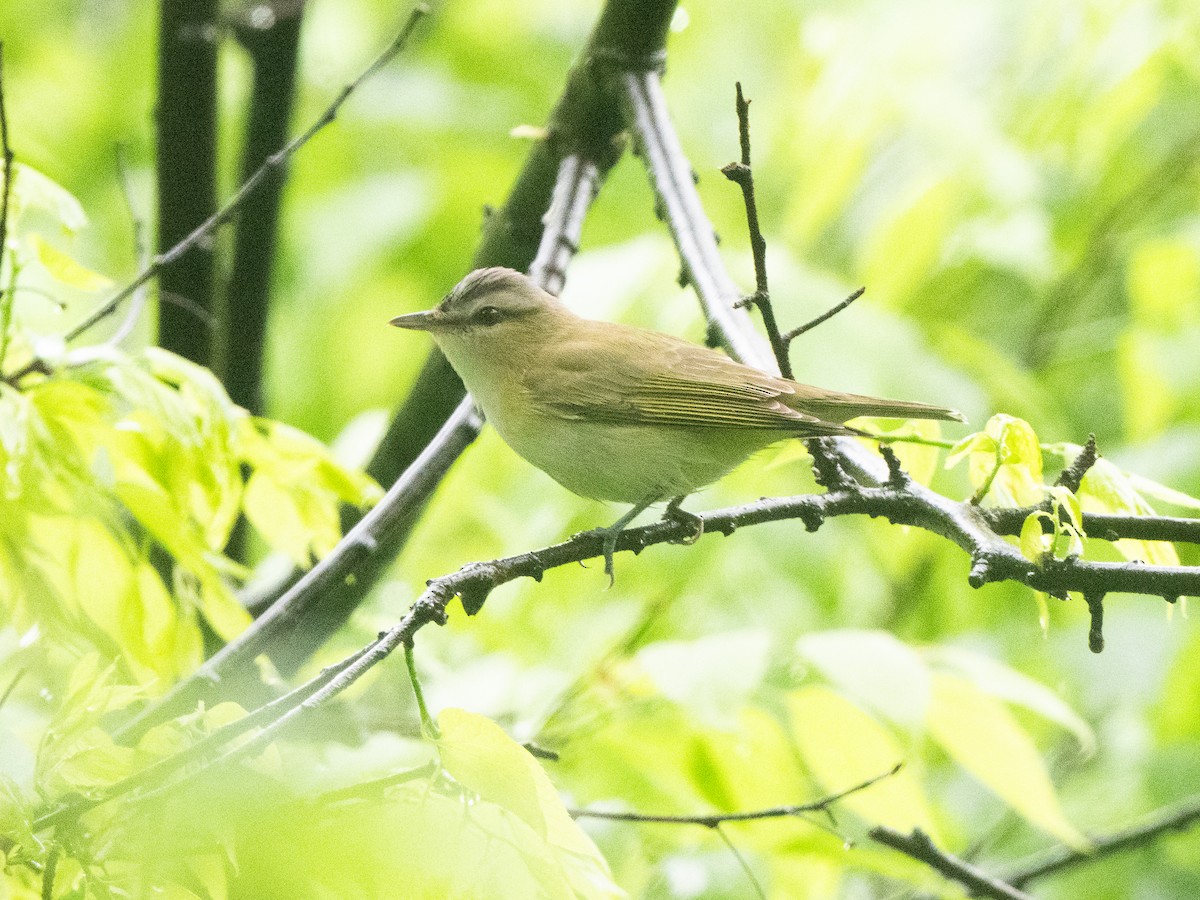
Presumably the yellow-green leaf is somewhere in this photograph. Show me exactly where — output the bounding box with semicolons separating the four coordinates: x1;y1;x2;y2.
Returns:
786;686;936;836
436;708;622;898
927;673;1087;849
30;233;113;291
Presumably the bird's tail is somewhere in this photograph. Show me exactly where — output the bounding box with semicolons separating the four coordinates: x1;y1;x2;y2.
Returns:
787;385;966;425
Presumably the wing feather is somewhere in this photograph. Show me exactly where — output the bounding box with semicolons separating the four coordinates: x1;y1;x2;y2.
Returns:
522;324;847;434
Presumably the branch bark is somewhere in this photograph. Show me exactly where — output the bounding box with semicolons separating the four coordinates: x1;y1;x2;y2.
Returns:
156;0;220;365
870;826;1034;900
220;0;306;416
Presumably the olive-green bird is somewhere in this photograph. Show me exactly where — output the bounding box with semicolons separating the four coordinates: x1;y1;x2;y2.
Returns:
391;267;963;580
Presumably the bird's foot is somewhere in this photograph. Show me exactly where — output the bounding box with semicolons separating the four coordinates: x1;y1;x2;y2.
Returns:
663;496;704;545
600;525;620;587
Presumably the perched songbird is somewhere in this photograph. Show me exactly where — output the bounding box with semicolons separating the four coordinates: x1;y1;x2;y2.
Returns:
391;267;963;580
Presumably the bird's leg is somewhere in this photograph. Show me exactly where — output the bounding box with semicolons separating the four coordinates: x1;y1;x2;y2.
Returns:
663;495;704;545
594;496;657;586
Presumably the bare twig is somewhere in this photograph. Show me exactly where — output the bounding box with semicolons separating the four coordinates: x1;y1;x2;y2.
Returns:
7;3;430;382
1004;794;1200;889
783;286;865;343
570;763;901;826
870;826;1034;900
527;153;601;296
980;508;1200;547
720;82;792;378
715;826;767;900
0;43;17;372
621;68;887;490
1053;433;1099;493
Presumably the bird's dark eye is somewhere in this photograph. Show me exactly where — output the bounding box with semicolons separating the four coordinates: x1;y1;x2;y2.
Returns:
476;305;503;325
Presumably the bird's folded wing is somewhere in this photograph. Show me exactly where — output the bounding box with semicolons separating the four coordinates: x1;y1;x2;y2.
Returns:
525;339;848;433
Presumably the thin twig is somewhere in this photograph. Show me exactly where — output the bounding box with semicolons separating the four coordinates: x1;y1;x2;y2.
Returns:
0;667;25;710
870;826;1034;900
1003;794;1200;889
715;825;767;900
0;43;17;372
6;3;430;382
570;763;901;826
720;82;792;378
783;286;865;342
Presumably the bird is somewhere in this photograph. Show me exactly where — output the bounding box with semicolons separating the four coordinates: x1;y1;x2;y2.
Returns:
390;267;963;581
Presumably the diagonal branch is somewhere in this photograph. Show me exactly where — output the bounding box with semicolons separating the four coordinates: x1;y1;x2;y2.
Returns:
98;479;1200;811
870;826;1034;900
1002;793;1200;889
621;68;771;369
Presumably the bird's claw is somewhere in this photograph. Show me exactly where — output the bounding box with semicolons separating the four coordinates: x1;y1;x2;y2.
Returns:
663;497;704;546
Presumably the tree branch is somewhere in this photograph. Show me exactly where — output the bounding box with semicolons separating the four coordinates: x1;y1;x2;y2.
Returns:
156;0;220;367
1002;794;1200;889
221;0;306;416
621;68;772;369
870;826;1034;900
118;466;1200;748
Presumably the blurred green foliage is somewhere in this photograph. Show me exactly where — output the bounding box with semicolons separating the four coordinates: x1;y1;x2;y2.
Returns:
2;0;1200;897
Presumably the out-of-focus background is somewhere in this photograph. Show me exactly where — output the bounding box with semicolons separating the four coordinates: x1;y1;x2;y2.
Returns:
4;0;1200;896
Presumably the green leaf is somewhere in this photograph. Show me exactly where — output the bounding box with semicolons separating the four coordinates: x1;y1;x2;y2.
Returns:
786;686;936;836
29;233;113;291
924;647;1094;754
7;162;88;233
795;630;932;729
436;708;622;898
926;673;1087;849
1078;458;1181;565
1019;511;1050;562
948;415;1044;506
240;417;381;565
36;654;143;800
1125;472;1200;512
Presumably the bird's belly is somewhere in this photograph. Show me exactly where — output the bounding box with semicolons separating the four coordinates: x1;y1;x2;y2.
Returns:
492;413;780;504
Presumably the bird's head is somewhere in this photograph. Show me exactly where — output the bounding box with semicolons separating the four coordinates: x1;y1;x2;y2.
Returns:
390;267;570;361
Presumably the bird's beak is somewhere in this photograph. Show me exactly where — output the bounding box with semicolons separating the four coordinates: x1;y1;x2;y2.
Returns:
388;309;440;331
